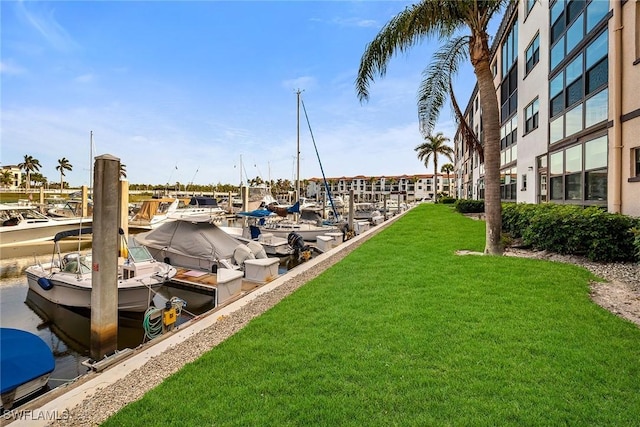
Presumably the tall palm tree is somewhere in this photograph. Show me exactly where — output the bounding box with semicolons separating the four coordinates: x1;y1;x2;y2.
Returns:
56;157;73;191
355;0;510;254
17;154;42;191
120;163;127;180
441;163;455;197
414;132;454;202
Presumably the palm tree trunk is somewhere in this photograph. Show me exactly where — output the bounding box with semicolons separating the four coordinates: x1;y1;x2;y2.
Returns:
433;158;438;203
472;38;503;255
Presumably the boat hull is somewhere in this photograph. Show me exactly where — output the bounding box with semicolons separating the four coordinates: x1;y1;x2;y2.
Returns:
0;219;93;257
259;223;339;242
25;266;166;312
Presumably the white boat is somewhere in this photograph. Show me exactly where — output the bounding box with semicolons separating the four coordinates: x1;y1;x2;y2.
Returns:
259;219;339;242
0;203;92;259
47;199;93;219
25;229;176;312
0;328;55;410
128;198;185;230
166;196;227;222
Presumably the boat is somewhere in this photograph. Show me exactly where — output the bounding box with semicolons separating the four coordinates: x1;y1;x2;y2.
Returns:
219;220;293;256
0;328;55;410
166;196;226;222
25;228;176;312
231;184;278;213
0;203;92;259
47;198;93;219
128;198;187;230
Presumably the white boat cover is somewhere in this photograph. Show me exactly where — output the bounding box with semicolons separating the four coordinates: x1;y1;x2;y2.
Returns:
133;218;241;261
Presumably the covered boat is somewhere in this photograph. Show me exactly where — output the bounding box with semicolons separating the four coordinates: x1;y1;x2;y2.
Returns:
1;328;55;409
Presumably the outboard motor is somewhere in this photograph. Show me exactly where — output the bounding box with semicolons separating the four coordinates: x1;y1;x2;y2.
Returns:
287;232;306;251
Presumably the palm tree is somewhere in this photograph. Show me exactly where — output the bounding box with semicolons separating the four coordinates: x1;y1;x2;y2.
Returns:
355;0;509;254
17;154;42;191
414;132;454;203
120;163;127;180
441;163;454;197
56;157;73;191
1;170;13;188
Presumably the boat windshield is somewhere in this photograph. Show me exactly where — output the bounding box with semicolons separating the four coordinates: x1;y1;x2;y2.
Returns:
128;246;154;262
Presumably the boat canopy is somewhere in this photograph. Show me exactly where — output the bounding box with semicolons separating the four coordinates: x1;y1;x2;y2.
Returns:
53;227;125;242
134;219;241;260
0;328;55;395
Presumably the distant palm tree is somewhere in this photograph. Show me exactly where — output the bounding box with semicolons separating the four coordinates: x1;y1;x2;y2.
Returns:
56;157;73;191
441;163;454;197
1;170;14;188
414;132;454;203
120;163;127;179
18;154;42;191
355;0;509;254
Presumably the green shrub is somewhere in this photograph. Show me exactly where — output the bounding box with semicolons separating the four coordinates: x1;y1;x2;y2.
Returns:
504;203;639;262
439;196;456;204
454;199;484;213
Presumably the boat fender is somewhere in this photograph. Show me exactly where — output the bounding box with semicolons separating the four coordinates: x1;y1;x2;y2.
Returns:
246;241;267;259
233;244;255;266
37;277;54;291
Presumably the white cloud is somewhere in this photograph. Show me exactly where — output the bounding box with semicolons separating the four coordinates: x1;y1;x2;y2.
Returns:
0;60;26;75
16;0;80;52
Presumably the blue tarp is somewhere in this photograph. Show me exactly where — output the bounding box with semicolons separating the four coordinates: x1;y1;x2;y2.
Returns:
236;209;274;218
0;328;55;394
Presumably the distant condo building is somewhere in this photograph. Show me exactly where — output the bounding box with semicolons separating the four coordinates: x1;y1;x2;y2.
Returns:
454;0;640;217
306;174;456;202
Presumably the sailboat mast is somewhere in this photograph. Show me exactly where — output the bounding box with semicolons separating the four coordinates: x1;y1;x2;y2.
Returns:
89;131;93;194
296;89;301;202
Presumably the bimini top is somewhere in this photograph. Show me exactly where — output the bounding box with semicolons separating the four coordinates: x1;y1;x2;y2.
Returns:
53;227;125;242
0;328;55;394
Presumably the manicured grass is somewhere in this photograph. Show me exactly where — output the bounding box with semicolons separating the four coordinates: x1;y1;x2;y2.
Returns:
104;204;640;426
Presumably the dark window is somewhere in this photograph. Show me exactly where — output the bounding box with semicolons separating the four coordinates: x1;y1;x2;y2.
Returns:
635;149;640;177
566;77;583;106
585;169;607;200
586;58;608;94
551;94;564;117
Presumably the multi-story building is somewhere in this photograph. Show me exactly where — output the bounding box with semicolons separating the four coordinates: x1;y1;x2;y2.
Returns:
0;165;23;191
306;174;456;203
454;0;639;217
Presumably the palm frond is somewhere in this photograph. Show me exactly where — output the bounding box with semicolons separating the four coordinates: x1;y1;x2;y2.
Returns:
355;1;468;103
417;35;470;136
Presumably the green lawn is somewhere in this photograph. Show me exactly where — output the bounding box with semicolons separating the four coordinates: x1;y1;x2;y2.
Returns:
104;204;640;426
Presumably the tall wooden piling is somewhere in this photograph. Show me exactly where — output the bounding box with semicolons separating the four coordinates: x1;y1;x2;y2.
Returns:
90;154;120;360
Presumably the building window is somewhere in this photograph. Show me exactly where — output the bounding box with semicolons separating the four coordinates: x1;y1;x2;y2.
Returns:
500;19;518;124
550;0;609;72
549;28;608;144
634;148;640;178
525;33;540;74
546;135;608;204
521;174;528;191
500;168;517;201
524;98;539;133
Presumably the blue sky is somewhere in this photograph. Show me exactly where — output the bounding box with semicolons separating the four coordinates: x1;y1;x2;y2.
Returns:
1;0;487;188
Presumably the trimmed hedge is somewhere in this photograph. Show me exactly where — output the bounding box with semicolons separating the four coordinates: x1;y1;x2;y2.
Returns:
502;203;640;263
454;199;484;213
438;196;456;204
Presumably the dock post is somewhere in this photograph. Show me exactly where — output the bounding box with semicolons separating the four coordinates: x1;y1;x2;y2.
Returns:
81;185;89;217
119;180;129;255
39;188;44;214
90;154;120;361
348;189;354;233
